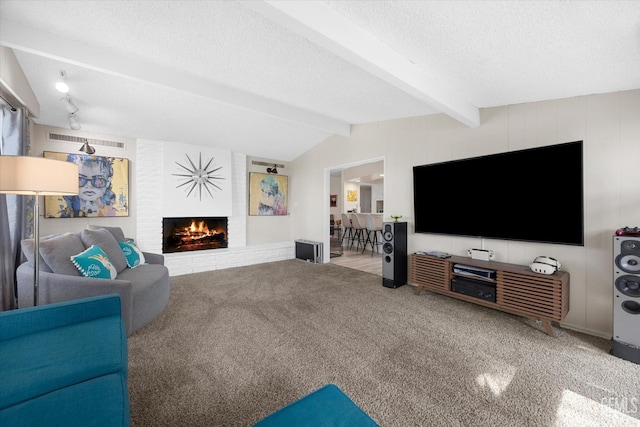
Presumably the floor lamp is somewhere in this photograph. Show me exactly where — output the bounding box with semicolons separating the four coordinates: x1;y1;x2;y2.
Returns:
0;155;78;306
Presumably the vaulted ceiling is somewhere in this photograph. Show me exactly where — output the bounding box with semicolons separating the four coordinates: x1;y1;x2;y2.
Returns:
1;1;638;161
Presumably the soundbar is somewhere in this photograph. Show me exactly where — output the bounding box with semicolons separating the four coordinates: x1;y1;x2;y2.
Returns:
453;263;497;280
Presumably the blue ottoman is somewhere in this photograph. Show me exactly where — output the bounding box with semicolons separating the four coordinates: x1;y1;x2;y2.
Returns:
254;384;378;426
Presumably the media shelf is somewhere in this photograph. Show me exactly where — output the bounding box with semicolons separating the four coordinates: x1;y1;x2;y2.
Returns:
410;254;569;337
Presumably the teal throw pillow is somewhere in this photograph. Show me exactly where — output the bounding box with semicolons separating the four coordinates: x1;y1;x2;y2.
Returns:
70;245;118;279
118;241;146;268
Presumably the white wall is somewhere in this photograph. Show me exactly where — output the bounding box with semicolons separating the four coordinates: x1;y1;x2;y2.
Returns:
290;89;640;338
371;183;383;213
342;161;384;181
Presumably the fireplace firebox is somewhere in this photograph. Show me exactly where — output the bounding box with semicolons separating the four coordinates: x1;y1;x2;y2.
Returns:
162;217;228;253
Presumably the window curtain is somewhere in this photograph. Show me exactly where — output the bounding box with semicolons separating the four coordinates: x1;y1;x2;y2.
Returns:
0;100;29;310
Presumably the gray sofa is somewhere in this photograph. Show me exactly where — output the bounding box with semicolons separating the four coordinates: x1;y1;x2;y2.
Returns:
17;225;169;336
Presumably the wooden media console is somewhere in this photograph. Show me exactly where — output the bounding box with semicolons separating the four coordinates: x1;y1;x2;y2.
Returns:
410;254;569;337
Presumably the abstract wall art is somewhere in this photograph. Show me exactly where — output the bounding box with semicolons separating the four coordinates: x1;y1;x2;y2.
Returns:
248;172;288;216
44;151;129;218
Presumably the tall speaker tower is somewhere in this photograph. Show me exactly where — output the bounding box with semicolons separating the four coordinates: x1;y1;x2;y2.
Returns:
382;221;407;288
612;235;640;364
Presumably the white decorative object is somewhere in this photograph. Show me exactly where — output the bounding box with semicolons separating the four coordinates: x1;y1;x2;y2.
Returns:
529;256;561;275
162;142;232;217
467;248;495;261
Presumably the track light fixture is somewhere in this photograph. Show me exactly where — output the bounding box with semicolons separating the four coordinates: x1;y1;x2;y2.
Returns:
55;71;70;93
61;95;78;114
68;113;81;130
79;139;95;155
57;71;82;130
266;164;278;174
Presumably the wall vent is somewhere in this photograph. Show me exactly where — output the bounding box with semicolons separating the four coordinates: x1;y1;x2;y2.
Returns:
251;160;284;168
48;132;125;149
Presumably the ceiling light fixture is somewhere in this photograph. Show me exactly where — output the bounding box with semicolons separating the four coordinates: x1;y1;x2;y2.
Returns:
79;139;95;155
68;113;81;130
266;164;278;174
61;95;79;114
55;71;70;93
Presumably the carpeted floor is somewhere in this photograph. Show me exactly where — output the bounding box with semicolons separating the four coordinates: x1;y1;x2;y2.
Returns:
128;260;640;426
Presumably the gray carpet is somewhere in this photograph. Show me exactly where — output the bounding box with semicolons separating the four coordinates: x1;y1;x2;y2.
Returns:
128;260;640;426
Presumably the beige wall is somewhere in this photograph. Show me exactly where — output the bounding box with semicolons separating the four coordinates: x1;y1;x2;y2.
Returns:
290;89;640;338
246;156;293;245
0;46;39;117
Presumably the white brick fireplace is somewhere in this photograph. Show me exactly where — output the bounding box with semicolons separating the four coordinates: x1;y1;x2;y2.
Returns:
135;139;293;276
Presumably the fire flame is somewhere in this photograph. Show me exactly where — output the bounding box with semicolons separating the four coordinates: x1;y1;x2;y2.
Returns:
177;220;218;242
189;220;210;234
165;217;228;253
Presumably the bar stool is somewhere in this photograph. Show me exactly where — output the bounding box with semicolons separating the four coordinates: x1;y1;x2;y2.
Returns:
363;214;383;255
340;213;355;248
349;213;367;251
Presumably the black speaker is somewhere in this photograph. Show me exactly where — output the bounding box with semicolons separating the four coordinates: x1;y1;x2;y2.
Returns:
612;235;640;364
382;222;407;288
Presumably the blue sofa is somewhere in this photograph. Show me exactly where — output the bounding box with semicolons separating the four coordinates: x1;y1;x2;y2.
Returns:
0;294;130;426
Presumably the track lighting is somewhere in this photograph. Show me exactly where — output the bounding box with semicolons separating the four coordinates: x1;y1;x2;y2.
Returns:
55;71;69;93
61;95;78;114
79;139;95;155
68;113;81;130
57;71;82;130
266;164;278;174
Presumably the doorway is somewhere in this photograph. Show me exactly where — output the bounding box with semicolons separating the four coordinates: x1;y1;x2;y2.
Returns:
324;157;384;272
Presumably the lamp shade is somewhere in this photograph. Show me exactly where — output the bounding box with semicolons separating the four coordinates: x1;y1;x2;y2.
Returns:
0;156;79;195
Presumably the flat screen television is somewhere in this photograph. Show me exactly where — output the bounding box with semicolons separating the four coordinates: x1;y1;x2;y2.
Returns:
413;141;584;246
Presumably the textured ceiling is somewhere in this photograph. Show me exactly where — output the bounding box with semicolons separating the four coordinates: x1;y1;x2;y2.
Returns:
1;1;639;161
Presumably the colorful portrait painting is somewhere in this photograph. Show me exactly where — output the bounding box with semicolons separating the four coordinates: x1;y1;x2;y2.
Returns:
249;173;288;216
44;151;129;218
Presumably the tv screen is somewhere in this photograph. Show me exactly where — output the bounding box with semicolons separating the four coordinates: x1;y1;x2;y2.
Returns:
413;141;584;246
